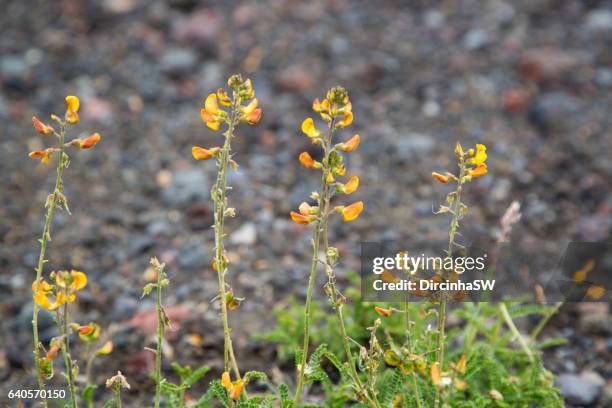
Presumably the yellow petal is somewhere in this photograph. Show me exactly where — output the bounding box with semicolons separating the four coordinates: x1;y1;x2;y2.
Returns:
221;372;232;390
96;341;113;356
229;381;244;400
204;93;220;115
192;146;215;160
343;176;359;194
34;290;53;310
336;111;353;128
66;95;80;113
71;271;87;291
431;362;441;386
242;98;258;115
301;118;320;138
206;120;221;131
470;143;487;165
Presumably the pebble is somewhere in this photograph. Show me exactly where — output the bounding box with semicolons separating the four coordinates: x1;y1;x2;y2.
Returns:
556;371;605;406
160;47;199;77
395;133;435;158
585;9;612;32
161;169;209;207
230;222;257;246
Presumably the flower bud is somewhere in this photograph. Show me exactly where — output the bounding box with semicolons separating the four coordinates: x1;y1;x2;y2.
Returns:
432;172;451;183
336;134;360;152
374;306;393;317
192;146;219;161
32;116;54;135
65;95;80;124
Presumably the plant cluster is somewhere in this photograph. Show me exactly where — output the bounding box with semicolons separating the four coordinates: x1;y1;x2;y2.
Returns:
23;79;564;408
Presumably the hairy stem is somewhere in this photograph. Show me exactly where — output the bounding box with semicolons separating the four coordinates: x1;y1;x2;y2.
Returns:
60;287;78;408
154;264;164;408
32;123;66;408
434;158;465;408
213;99;241;382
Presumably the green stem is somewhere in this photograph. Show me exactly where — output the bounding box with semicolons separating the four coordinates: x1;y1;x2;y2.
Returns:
404;299;422;408
499;303;534;363
114;384;122;408
434;158;465;408
32;124;67;408
529;302;562;343
213;99;242;383
293;217;322;402
60;286;78;408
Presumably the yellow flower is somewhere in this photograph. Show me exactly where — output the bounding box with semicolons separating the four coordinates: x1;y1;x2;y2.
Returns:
32;116;54;135
454;142;464;156
75;133;102;149
96;340;113;356
456;354;467;374
28;148;55;164
374;306;392;317
56;270;87;292
340;201;363;222
336;134;360;152
205;93;220;115
333;164;346;177
431;362;441;386
470;143;487;165
32;279;72;311
432;172;451;183
65;95;80;124
220;372;244;400
192;146;219;161
221;372;232;390
335;111;353;128
301;117;321;138
298;202;318;216
217;88;232;107
299;151;321;169
342;176;359;194
200;93;225;131
468;164;488;178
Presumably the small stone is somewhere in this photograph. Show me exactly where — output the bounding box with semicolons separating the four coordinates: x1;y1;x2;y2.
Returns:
518;48;582;84
160;47;198;77
395;133;435;157
231;223;257;246
556;371;605;406
463;29;489;50
161;169;209;207
275;65;316;92
585;9;612;32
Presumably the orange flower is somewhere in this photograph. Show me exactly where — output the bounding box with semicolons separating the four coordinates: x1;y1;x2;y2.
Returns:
65;95;80;124
299;152;321;169
78;133;101;149
336;134;360;152
28;148;55;164
456;354;467;374
432;172;451;183
340;201;363;222
32;116;54;135
192;146;219;161
431;362;441;386
46;340;61;361
246;108;262;125
468;164;487;178
290;211;313;225
342;176;359;194
335;111;353;128
374;306;392;317
229;381;244;400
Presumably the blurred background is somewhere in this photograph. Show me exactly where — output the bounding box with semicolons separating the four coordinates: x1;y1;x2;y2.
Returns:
0;0;610;406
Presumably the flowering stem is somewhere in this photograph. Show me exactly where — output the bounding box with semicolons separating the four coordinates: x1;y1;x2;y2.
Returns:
32;123;67;408
113;383;122;408
154;263;165;408
404;297;423;408
434;157;465;408
59;286;78;408
213;98;242;383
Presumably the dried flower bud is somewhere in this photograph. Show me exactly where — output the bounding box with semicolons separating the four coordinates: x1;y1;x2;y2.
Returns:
217;88;232;107
106;371;130;390
489;389;503;401
32;116;54;135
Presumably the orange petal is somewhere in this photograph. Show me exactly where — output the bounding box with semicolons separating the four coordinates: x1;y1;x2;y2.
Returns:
290;211;312;225
337;134;360;152
431;362;441;386
221;372;232;390
245;108;262;125
229;381;244;400
336;111;353;128
192;146;216;161
468;164;487;179
341;201;363;222
70;271;87;291
374;306;392;317
298;152;320;169
32;116;54;135
79;133;101;149
432;172;450;183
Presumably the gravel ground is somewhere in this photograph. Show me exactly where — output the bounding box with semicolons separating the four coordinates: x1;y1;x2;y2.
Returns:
0;0;610;406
